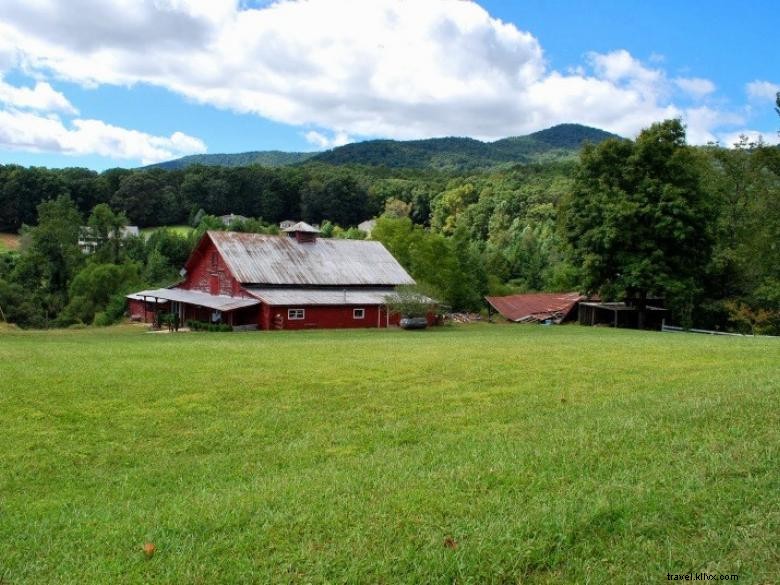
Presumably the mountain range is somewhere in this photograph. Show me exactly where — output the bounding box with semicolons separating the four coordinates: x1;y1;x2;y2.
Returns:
148;124;621;172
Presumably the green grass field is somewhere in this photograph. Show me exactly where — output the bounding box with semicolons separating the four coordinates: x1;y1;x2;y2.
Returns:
140;225;194;238
0;324;777;584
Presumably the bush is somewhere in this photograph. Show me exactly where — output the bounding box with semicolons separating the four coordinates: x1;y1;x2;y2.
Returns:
186;319;232;332
385;285;437;318
93;312;112;327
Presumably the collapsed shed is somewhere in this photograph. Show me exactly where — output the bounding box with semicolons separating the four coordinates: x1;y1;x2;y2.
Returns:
485;292;584;324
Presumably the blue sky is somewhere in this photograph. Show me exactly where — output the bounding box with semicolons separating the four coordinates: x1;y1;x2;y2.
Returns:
0;0;777;170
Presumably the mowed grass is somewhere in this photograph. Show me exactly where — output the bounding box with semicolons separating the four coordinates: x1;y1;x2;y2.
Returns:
140;225;194;238
0;325;778;584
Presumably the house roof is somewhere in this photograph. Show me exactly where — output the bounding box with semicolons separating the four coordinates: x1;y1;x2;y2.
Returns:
219;213;248;224
206;231;415;287
281;221;320;233
128;288;259;312
485;292;584;323
246;287;399;306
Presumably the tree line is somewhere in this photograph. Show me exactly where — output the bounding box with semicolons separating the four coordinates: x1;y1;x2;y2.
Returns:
0;115;778;333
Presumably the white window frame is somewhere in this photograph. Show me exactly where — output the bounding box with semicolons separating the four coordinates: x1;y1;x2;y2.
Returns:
353;308;365;319
288;308;305;320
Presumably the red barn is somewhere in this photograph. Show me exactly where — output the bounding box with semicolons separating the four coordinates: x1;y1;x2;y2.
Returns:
127;222;424;330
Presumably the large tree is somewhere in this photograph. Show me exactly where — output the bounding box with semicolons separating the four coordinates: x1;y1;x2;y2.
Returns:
564;119;713;327
87;203;129;263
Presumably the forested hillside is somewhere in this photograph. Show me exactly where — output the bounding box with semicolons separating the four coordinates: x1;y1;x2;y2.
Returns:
146;124;620;172
0;119;778;334
148;151;317;170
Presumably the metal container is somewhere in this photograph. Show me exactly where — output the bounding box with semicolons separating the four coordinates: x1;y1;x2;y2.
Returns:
400;317;428;330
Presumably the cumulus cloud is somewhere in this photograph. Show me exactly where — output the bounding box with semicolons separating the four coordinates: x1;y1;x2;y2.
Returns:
674;77;715;99
0;76;77;113
0;109;206;163
718;130;779;148
0;0;770;150
304;130;352;149
746;80;780;100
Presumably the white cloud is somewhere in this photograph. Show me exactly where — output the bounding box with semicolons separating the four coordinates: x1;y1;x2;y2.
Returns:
674;77;715;99
0;76;77;113
648;52;665;64
0;109;206;163
304;130;351;150
746;80;780;100
718;130;779;148
680;106;745;145
0;0;765;149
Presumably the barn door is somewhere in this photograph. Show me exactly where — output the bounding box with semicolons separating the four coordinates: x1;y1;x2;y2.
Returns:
209;275;219;295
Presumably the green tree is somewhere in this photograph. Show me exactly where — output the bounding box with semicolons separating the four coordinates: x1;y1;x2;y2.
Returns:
29;195;84;300
61;262;141;325
112;171;179;227
564;119;712;327
301;173;368;226
87;203;129;263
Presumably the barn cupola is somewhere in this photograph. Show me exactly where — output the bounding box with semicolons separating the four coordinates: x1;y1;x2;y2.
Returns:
282;221;320;243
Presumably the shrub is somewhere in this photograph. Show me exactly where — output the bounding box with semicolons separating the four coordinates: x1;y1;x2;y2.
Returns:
93;312;112;327
186;319;232;332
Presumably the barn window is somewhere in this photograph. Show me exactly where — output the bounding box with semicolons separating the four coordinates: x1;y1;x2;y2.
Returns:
210;252;218;268
353;308;365;319
288;308;305;320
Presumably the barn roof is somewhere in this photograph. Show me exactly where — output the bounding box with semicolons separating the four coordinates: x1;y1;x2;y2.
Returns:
246;287;398;306
206;231;415;287
485;292;584;323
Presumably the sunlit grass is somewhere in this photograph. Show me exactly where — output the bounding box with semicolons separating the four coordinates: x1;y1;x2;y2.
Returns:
0;324;777;583
140;225;194;238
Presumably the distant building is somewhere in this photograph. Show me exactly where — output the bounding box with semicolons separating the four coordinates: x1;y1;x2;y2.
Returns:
219;213;248;226
281;219;320;231
358;219;377;237
78;225;139;254
128;222;432;330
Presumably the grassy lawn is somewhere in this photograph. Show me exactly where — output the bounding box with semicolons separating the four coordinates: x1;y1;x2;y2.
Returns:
0;324;777;584
140;225;194;238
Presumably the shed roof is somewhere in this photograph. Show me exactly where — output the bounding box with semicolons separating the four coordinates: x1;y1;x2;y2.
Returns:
206;231;415;287
126;293;168;303
129;288;259;312
485;292;584;323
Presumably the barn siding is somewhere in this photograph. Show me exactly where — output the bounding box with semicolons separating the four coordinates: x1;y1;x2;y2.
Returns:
182;237;245;297
265;305;401;330
127;298;171;323
127;298;147;321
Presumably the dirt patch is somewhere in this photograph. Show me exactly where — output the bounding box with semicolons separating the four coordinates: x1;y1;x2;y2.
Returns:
0;233;21;251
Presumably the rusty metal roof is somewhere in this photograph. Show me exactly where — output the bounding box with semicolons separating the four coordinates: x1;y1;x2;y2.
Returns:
485;292;584;323
129;288;260;311
208;231;415;286
246;287;398;306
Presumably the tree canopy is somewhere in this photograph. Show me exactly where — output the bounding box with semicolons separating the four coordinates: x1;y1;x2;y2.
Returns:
565;120;713;325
